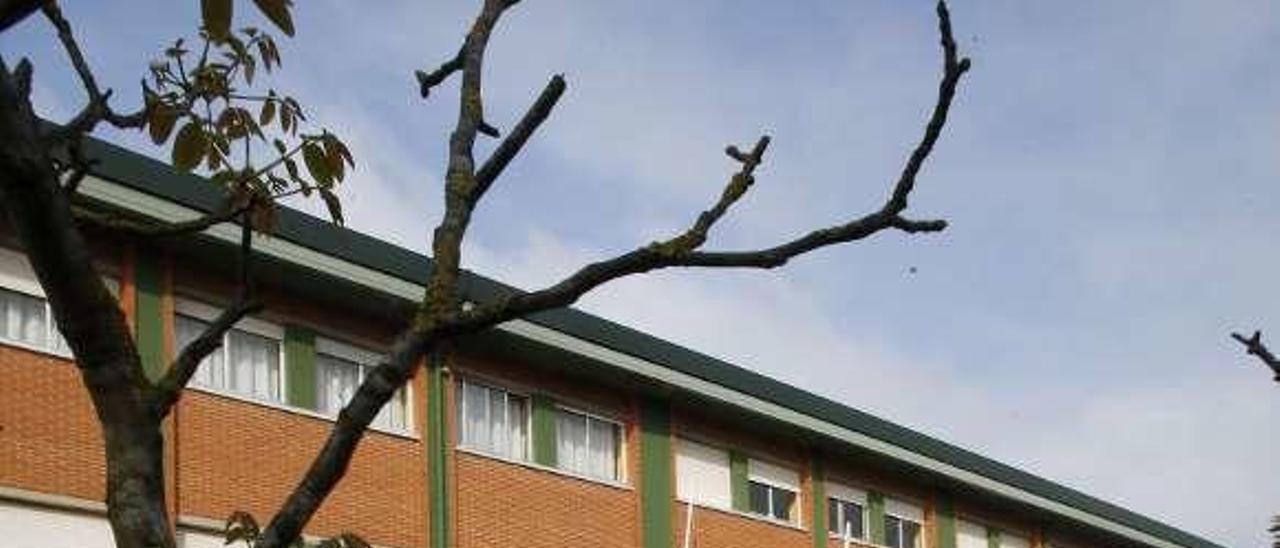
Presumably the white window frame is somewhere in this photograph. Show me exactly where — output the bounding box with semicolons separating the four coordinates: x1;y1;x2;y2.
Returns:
746;458;801;524
0;247;118;358
826;483;869;540
883;497;924;548
175;297;286;404
314;336;413;434
553;403;624;482
456;377;532;461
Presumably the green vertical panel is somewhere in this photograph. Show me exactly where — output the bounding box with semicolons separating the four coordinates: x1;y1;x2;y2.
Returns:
426;353;448;548
729;451;749;512
640;397;673;548
810;455;825;547
868;491;886;545
133;251;165;381
935;496;956;548
988;527;1001;548
532;393;558;466
283;325;316;410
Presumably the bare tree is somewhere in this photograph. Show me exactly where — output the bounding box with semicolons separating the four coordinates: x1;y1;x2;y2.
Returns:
0;1;970;547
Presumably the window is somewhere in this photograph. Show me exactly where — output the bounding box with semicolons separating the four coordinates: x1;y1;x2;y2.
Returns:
1000;533;1030;548
0;248;119;357
315;337;410;432
747;458;799;523
458;379;528;460
175;299;283;403
957;519;986;548
555;407;621;481
675;439;731;509
827;484;867;540
883;498;923;548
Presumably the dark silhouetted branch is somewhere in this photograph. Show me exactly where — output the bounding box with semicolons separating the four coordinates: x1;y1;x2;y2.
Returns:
414;48;462;99
1231;330;1280;383
41;2;145;139
473;73;566;204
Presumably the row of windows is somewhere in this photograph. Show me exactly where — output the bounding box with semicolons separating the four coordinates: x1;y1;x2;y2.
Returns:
457;379;625;483
0;249;1044;545
174;299;410;432
0;248;410;433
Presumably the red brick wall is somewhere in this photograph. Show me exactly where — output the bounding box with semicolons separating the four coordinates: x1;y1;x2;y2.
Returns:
674;502;810;548
0;347;105;502
174;384;427;547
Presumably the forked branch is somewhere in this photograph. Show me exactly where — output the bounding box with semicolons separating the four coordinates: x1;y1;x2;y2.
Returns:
1231;330;1280;383
41;2;145;138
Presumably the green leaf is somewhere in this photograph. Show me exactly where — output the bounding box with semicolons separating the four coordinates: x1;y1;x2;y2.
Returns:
148;105;179;145
202;0;232;40
302;142;332;187
172;122;207;172
322;135;345;182
223;511;260;546
253;0;295;37
260;99;276;127
319;187;344;226
284;157;301;182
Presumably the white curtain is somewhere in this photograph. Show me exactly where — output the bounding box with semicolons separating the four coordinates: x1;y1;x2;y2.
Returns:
556;410;587;474
227;329;279;400
556;409;617;480
461;382;490;450
505;395;527;458
316;353;360;416
0;288;47;348
459;382;526;458
587;417;616;479
175;315;226;389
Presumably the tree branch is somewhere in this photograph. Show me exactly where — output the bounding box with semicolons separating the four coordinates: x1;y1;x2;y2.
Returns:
0;0;46;34
152;210;262;416
472;73;566;204
74;199;252;237
151;297;262;415
41;2;145;139
454;0;968;330
1231;330;1280;383
255;2;966;546
414;47;463;99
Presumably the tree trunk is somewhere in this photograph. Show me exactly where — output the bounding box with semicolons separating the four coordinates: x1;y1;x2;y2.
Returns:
103;410;174;548
0;55;177;548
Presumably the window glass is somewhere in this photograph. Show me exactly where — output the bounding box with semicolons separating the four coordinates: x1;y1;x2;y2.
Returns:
747;480;796;522
317;353;360;415
748;481;771;516
315;344;409;432
587;416;617;479
175;311;281;403
770;487;796;521
0;288;47;347
828;499;864;539
885;514;922;548
227;329;280;401
555;408;620;480
458;380;528;460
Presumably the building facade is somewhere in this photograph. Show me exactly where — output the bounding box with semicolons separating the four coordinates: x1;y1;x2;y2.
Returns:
0;138;1222;548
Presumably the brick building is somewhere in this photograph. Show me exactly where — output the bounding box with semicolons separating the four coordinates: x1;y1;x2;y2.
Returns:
0;138;1222;548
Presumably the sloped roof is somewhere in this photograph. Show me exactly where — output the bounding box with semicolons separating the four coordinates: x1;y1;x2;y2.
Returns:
75;136;1224;548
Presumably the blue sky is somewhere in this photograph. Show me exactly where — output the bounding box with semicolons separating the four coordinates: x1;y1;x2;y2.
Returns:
5;1;1279;545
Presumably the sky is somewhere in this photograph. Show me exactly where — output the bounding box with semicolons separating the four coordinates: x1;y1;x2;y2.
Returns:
4;1;1279;545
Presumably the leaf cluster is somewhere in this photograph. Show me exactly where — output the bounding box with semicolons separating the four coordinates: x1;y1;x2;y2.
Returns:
141;23;351;228
222;511;369;548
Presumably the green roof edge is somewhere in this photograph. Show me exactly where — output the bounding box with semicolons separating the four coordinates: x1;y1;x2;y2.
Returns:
77;136;1224;548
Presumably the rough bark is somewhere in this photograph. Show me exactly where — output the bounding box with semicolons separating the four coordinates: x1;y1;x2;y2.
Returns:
0;55;175;548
